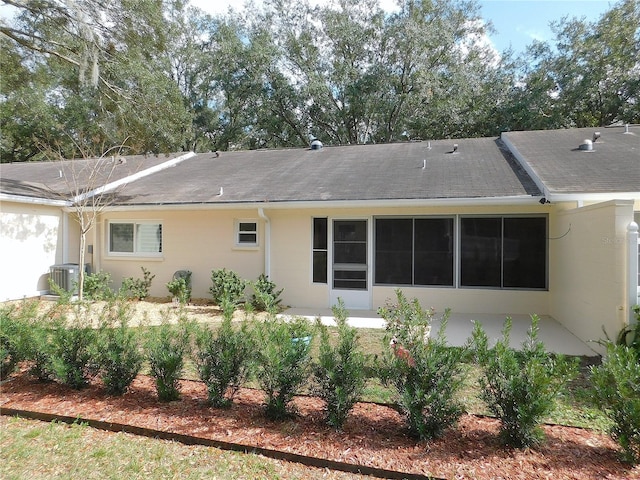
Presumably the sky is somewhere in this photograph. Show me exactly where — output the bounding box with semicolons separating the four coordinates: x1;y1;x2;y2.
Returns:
191;0;615;56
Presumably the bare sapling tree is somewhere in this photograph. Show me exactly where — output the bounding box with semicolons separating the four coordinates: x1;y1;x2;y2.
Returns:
44;137;132;300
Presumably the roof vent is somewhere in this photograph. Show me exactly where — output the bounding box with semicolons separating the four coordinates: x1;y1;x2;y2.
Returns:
310;139;323;150
592;131;601;142
579;139;593;151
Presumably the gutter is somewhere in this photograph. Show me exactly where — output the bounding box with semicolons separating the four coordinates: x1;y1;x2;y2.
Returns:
101;195;546;212
0;192;70;207
258;208;271;278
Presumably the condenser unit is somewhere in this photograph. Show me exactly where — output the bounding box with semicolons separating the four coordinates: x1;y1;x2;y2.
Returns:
49;264;89;294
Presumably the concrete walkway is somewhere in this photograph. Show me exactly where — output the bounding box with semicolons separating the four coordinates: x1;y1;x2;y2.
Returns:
279;308;599;357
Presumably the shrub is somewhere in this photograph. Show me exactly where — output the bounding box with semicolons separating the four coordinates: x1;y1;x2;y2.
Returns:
253;316;312;420
615;305;640;354
251;274;283;313
471;315;578;448
210;268;247;310
92;301;143;395
313;299;367;429
378;290;466;441
83;271;114;301
590;342;640;464
49;303;98;389
0;301;37;380
144;310;192;401
120;267;155;300
25;323;55;382
193;318;253;407
166;271;191;305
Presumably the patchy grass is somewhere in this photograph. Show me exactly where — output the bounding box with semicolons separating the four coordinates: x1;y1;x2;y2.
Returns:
0;416;373;480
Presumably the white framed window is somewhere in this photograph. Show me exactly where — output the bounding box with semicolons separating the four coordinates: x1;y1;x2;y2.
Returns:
236;220;258;246
108;221;162;256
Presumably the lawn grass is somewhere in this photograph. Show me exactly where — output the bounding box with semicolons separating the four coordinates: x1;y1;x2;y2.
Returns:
0;416;372;480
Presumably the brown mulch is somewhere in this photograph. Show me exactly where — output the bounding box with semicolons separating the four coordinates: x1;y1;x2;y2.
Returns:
1;369;637;480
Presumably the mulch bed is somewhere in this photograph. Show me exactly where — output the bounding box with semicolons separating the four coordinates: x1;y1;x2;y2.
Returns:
1;368;637;480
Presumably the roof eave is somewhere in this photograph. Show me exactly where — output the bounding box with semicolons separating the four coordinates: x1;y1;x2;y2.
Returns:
549;192;640;203
102;195;544;212
0;192;71;207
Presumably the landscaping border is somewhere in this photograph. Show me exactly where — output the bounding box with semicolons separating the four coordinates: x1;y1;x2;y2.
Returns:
0;407;444;480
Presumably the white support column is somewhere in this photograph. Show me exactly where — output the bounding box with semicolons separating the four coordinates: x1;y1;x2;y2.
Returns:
628;221;639;325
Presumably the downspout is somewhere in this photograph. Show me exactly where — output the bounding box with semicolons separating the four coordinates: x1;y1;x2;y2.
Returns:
258;208;271;278
61;210;69;264
629;221;639;325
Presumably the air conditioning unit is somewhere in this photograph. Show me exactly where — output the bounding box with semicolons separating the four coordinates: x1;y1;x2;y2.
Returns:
49;264;90;294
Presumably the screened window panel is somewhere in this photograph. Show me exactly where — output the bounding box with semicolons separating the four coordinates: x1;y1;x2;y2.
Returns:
110;223;134;253
333;269;366;290
313;218;327;250
313;251;327;283
334;243;367;264
503;217;546;288
414;218;454;286
374;218;412;285
334;220;366;242
460;218;502;287
312;218;328;284
237;222;257;244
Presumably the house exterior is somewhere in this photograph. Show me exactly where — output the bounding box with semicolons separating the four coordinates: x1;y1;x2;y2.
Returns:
1;126;638;351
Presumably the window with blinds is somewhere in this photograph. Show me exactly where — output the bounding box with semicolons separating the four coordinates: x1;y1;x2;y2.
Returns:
109;221;162;256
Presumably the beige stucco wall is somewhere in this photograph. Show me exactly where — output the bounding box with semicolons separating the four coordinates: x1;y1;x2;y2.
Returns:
96;204;552;316
549;199;635;352
98;209;265;299
268;204;551;315
0;201;67;300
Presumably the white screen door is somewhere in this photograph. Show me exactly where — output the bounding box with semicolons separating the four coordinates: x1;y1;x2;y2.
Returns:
330;219;370;309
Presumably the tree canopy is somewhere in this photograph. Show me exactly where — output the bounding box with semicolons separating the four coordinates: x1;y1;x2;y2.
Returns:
1;0;638;162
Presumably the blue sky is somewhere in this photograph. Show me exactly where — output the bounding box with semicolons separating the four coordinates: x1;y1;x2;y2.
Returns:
477;0;614;54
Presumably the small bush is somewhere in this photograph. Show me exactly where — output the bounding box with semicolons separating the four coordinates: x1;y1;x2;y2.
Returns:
590;342;640;464
251;274;283;313
83;271;114;301
210;268;247;310
378;290;466;440
144;310;192;401
120;267;155;300
193;318;253;407
92;301;143;395
471;315;578;448
25;323;55;382
166;271;191;305
254;316;312;420
313;299;367;429
0;302;37;380
49;303;98;389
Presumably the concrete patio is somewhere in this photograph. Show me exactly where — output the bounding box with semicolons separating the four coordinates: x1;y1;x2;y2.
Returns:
279;308;599;357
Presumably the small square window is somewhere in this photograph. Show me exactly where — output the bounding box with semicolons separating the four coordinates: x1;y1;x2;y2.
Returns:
236;221;258;246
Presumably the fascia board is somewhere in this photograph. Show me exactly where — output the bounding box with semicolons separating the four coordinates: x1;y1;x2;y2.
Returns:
102;195;544;212
0;192;71;207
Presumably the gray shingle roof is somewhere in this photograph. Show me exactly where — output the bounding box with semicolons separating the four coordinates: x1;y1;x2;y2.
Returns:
107;138;540;206
502;126;640;195
0;154;182;200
